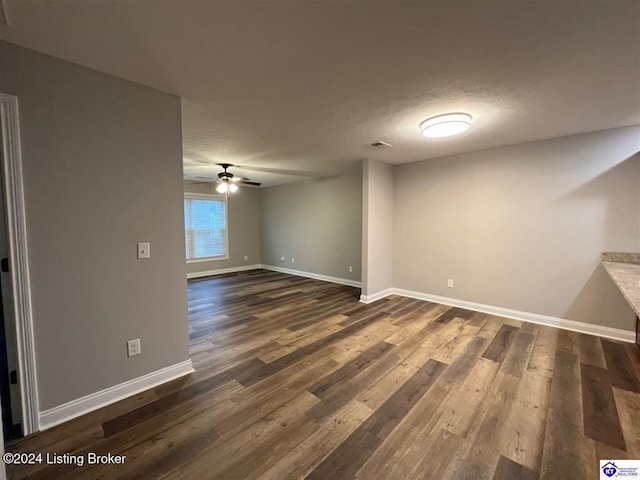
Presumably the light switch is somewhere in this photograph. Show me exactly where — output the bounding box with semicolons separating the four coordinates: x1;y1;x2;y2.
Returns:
137;242;150;259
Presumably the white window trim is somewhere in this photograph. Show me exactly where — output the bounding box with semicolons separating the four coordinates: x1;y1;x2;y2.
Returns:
184;192;229;262
186;256;229;264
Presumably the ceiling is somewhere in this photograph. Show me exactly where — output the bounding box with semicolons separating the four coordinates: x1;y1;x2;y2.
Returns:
1;1;639;187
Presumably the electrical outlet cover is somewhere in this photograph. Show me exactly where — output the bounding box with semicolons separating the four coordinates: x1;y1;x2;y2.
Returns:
127;339;141;357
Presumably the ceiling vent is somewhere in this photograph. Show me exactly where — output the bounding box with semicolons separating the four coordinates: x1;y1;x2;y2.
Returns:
370;141;392;149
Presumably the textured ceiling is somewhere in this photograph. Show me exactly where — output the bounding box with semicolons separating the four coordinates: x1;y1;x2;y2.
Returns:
1;1;639;186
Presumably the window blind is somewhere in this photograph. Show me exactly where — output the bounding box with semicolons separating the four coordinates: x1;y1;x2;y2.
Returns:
184;196;227;261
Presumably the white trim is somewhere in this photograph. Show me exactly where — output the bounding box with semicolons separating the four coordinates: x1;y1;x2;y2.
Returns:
0;93;39;434
260;264;362;288
360;288;393;304
39;359;194;431
186;255;229;264
188;267;633;343
393;288;635;343
184;192;226;201
186;264;362;287
187;264;261;279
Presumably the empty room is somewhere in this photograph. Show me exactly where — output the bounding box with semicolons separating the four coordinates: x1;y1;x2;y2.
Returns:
0;1;639;479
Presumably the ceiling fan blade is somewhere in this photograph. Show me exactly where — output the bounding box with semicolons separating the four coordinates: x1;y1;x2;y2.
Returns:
234;165;326;177
236;180;262;186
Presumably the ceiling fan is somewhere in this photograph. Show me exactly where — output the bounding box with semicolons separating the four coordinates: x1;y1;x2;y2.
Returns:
215;163;261;194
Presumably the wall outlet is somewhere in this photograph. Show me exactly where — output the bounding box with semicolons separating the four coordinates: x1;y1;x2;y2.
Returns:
280;256;285;262
137;242;150;259
447;279;454;288
244;255;248;261
127;338;141;357
349;265;353;273
291;258;295;264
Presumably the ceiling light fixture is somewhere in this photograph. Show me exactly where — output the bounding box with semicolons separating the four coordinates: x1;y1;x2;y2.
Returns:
420;113;472;138
214;163;260;197
216;181;238;194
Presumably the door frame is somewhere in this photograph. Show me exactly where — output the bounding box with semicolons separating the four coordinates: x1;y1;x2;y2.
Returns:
0;92;39;435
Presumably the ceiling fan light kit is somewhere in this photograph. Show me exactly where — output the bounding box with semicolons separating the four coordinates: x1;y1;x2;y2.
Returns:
216;181;238;194
420;113;472;138
214;163;261;196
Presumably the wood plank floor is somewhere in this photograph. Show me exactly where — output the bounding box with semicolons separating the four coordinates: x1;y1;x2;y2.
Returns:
7;269;640;479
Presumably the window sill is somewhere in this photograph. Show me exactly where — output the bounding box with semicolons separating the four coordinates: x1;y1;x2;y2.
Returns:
187;256;229;264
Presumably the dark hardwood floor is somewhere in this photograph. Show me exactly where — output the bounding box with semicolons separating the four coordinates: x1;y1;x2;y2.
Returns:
6;269;640;479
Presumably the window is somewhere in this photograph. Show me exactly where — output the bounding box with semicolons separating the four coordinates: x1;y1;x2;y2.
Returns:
184;194;228;262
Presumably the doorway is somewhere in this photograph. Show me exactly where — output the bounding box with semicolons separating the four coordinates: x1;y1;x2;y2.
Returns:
0;142;20;441
0;92;39;438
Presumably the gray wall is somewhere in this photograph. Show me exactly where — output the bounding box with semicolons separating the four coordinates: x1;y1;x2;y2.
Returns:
0;41;190;410
184;181;262;275
362;159;394;297
393;126;640;330
260;171;362;282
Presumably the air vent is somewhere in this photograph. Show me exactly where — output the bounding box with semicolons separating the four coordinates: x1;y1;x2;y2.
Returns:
370;141;392;148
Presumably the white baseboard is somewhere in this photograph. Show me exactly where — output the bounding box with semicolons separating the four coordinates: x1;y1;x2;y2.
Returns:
187;263;362;288
186;267;632;342
393;288;635;343
360;288;394;304
39;359;194;431
260;264;362;288
187;264;261;279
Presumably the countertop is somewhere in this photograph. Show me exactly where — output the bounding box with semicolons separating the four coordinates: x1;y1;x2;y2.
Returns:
602;252;640;319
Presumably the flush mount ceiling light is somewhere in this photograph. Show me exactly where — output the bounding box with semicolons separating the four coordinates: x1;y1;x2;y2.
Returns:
420;113;472;138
